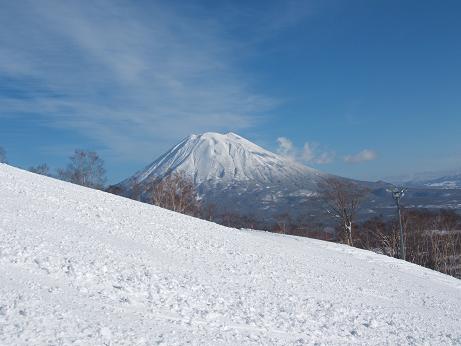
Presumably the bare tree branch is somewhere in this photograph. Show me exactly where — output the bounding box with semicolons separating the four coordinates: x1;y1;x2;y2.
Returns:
319;177;369;246
58;149;106;189
148;172;200;216
29;163;51;177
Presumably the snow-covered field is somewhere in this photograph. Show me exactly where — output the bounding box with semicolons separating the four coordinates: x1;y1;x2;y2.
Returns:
0;164;460;345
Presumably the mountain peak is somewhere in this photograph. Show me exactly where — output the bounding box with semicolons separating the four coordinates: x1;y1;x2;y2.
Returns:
192;132;244;142
121;132;321;187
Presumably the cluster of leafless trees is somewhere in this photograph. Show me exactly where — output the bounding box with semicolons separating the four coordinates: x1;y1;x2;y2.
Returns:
1;146;107;187
354;210;461;278
146;172;200;216
57;150;106;189
118;173;202;217
29;163;51;176
7;147;107;190
316;177;461;278
4;145;202;215
197;206;336;241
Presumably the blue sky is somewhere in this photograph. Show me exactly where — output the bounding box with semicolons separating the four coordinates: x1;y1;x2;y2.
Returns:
1;0;460;183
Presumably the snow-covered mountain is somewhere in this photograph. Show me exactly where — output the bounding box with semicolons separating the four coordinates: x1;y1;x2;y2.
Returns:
121;132;327;190
1;164;460;345
118;132;461;222
118;132;338;221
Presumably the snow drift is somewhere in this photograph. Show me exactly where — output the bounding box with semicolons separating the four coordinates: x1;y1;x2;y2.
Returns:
0;164;460;345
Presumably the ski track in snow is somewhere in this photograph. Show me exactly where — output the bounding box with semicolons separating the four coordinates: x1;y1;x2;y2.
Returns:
0;164;460;345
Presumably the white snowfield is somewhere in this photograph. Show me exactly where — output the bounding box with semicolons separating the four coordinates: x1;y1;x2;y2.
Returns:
0;164;460;346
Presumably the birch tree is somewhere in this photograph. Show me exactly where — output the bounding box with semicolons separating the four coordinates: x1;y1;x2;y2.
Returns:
319;177;368;246
58;149;106;189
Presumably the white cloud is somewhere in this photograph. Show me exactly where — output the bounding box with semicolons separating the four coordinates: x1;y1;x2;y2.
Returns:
277;137;335;165
344;149;377;164
313;151;335;164
0;1;307;162
301;142;315;162
276;137;295;158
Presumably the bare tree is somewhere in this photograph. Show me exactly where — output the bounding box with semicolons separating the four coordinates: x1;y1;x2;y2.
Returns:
404;209;434;266
29;163;51;176
402;209;461;277
274;212;292;234
357;216;400;257
0;146;7;163
149;172;200;216
438;209;458;233
58;149;106;189
240;214;260;230
436;210;461;277
200;202;217;222
319;177;368;246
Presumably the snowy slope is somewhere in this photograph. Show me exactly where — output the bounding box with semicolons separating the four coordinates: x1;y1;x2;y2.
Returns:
1;164;460;345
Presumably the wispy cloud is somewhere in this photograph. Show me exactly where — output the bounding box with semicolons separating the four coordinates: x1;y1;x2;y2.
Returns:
276;137;295;157
277;136;377;166
301;143;335;164
344;149;377;164
0;1;307;162
277;137;335;164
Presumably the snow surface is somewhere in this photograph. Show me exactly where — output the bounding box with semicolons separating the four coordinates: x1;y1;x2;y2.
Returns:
1;164;460;345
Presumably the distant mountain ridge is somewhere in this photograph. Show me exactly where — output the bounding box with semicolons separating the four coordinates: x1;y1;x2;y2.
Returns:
388;168;461;189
